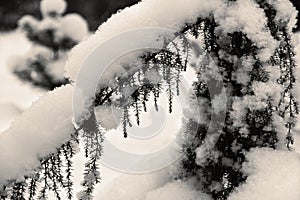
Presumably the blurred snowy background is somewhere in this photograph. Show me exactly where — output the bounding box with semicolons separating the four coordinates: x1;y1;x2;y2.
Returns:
0;0;140;31
0;0;143;132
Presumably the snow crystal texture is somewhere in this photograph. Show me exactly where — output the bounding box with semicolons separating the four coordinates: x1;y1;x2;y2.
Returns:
0;85;74;183
229;148;300;200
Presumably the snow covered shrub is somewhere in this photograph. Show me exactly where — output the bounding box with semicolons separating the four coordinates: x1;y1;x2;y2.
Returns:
176;0;299;199
0;0;299;199
175;1;299;199
10;0;88;90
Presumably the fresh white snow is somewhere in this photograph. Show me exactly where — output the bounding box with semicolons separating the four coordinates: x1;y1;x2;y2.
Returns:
228;148;300;200
93;167;171;200
40;0;67;17
65;0;224;81
143;180;212;200
60;14;89;42
0;0;300;199
0;32;43;132
0;85;74;183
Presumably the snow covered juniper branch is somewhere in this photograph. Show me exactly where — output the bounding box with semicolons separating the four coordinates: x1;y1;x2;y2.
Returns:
0;0;298;200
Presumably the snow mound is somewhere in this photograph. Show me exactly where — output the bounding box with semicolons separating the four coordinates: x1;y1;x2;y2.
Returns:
0;32;43;111
65;0;297;81
0;85;74;184
65;0;224;81
60;14;89;42
229;148;300;200
143;180;212;200
46;54;68;82
215;0;279;62
0;103;22;132
40;0;67;17
270;0;298;31
94;168;170;200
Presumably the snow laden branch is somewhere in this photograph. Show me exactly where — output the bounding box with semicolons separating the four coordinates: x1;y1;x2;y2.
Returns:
0;85;77;198
1;0;300;199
